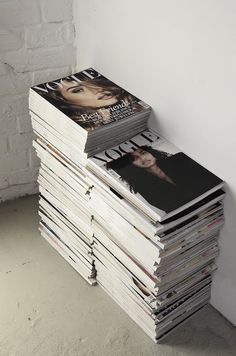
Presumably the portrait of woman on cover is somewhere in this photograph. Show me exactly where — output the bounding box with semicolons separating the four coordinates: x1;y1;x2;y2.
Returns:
37;76;142;132
106;145;221;214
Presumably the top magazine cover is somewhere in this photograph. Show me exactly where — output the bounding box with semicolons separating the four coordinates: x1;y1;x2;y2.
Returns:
89;129;224;221
31;68;150;132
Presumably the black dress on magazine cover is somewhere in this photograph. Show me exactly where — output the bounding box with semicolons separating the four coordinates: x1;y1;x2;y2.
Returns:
33;75;143;132
106;146;222;214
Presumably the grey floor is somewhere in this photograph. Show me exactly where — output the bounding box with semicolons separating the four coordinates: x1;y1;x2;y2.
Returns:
0;195;235;356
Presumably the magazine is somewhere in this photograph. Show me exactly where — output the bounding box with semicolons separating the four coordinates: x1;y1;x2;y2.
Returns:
88;129;224;222
30;68;151;134
153;270;215;306
39;222;96;285
30;65;225;343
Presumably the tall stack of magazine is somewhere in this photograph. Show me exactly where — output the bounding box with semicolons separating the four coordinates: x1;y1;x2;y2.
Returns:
29;68;151;286
29;68;224;343
87;131;224;342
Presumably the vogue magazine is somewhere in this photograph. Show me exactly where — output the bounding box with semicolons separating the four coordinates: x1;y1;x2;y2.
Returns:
31;68;151;133
88;129;224;221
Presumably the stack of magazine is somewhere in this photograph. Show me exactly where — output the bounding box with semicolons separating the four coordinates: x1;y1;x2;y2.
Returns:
29;68;151;164
87;129;225;342
33;138;97;284
29;68;151;287
29;69;225;343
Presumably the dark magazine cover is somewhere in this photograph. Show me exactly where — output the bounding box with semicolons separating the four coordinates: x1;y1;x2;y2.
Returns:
88;129;224;221
31;68;150;132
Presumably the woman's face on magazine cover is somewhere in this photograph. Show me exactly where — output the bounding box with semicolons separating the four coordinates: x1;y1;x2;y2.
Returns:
131;149;156;169
59;81;118;108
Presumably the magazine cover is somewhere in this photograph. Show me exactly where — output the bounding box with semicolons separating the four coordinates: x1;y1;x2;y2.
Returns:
88;129;224;221
31;68;150;132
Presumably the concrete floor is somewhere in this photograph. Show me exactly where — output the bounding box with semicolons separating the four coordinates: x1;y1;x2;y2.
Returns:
0;195;235;356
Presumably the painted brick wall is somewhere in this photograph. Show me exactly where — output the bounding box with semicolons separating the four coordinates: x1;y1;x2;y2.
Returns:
0;0;76;202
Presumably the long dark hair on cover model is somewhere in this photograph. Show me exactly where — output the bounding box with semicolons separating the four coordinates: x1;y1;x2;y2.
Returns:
106;145;171;194
36;76;140;131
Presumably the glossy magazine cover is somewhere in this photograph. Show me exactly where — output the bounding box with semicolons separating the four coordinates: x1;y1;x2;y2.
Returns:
89;129;223;221
31;68;150;132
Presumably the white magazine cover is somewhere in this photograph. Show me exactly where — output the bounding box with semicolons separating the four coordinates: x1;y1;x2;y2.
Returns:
88;129;224;222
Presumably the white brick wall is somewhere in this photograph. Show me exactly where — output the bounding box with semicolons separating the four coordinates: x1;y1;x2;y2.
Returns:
0;0;76;203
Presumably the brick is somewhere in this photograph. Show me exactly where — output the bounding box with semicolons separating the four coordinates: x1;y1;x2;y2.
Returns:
42;0;72;22
14;72;32;94
0;95;29;118
29;147;40;168
29;45;76;71
32;66;72;86
0;0;41;28
0;76;15;96
3;46;76;72
8;167;38;185
0;62;9;76
9;132;33;153
0;28;23;53
0;182;38;203
0;72;31;95
0;174;8;189
0;115;17;136
63;23;75;44
0;96;13;118
0;151;28;173
25;23;75;49
1;49;29;73
13;95;29;115
17;113;32;133
0;137;8;154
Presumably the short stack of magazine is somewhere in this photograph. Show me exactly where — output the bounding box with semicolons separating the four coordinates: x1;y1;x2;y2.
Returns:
29;68;225;343
29;68;151;164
